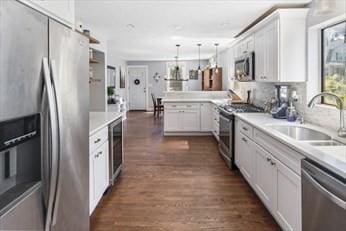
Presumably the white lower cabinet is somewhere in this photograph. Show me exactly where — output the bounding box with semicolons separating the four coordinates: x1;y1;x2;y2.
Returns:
164;103;202;132
253;143;276;210
201;103;212;131
164;110;182;131
235;118;302;231
275;157;301;231
237;132;255;185
182;109;201;131
89;129;109;214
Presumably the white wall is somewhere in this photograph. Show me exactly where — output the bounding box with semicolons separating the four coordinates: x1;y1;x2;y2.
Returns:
127;60;208;109
107;53;128;104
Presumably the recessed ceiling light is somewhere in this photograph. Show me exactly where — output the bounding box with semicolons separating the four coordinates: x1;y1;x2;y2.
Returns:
126;24;135;29
173;25;183;31
170;36;182;40
220;22;231;27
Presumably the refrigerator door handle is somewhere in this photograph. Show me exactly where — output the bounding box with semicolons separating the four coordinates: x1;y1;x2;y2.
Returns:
42;57;60;231
49;59;63;226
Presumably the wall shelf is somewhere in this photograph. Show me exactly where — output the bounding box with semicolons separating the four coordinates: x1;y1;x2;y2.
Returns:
75;30;100;44
89;59;99;64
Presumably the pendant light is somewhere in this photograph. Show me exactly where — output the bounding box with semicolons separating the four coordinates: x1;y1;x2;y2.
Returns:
197;44;202;77
214;43;219;74
174;44;180;80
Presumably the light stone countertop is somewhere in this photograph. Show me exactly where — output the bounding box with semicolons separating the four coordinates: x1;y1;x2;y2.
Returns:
235;113;346;178
90;112;122;136
162;98;244;105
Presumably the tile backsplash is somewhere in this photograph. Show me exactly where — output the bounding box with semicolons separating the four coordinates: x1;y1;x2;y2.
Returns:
236;81;346;131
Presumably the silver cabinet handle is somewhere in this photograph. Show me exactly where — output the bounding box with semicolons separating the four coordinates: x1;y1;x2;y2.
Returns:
172;105;177;107
242;127;248;131
94;138;101;144
266;157;271;162
270;160;276;166
187;105;192;107
242;137;248;142
42;57;60;231
302;169;346;209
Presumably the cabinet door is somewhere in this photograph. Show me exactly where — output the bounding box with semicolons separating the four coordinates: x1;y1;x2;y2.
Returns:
253;143;276;210
265;20;279;82
89;154;94;213
93;142;109;204
234;119;242;168
245;35;255;52
238;133;255;185
182;110;200;131
255;29;266;81
274;157;301;231
201;103;212;131
164;110;182;131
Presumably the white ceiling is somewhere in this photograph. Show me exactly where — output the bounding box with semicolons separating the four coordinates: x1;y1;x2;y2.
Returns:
75;0;310;61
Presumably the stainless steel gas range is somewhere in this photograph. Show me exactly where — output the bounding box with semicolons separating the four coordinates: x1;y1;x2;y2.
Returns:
218;104;264;169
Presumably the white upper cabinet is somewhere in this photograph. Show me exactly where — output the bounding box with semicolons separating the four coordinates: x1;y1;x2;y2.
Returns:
19;0;75;27
234;9;308;82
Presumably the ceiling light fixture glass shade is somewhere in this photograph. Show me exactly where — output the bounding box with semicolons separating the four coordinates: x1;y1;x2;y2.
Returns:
197;44;202;77
214;43;219;74
171;44;183;80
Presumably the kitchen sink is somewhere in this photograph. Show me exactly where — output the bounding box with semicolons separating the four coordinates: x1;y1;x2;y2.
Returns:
269;125;332;141
307;140;345;146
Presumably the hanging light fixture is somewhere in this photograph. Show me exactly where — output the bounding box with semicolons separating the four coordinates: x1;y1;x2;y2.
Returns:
214;43;219;74
173;44;181;80
197;43;202;72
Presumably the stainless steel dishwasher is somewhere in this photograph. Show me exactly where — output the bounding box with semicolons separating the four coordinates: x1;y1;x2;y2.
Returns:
302;159;346;231
109;118;123;185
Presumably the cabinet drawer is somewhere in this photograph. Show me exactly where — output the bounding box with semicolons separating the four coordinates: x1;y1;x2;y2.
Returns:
164;103;200;109
90;127;108;153
253;128;304;175
239;120;253;138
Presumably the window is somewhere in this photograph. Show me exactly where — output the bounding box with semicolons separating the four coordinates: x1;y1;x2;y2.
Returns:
321;21;346;107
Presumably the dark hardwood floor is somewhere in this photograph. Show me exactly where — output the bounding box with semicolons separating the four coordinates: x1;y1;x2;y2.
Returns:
90;111;280;231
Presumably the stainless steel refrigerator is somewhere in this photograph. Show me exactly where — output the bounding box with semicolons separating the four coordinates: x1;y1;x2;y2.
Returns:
0;0;89;230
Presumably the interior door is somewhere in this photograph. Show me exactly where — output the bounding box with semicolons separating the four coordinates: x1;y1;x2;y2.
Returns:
128;66;147;110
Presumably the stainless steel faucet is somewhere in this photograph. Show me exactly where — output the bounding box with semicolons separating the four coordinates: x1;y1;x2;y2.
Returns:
308;92;346;138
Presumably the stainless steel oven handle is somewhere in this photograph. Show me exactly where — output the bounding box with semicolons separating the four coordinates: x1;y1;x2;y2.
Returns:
219;112;231;123
50;59;63;226
42;57;59;231
302;169;346;210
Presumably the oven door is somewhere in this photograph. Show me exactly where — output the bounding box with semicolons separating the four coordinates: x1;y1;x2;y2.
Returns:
219;113;233;167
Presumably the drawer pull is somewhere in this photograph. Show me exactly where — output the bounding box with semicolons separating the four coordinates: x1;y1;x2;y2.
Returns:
242;127;248;131
266;157;271;162
187;105;192;107
95;151;102;158
270;160;276;166
172;105;177;107
242;137;248;142
94;138;101;144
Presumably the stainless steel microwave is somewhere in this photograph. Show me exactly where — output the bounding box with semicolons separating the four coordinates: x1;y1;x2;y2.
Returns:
234;52;255;81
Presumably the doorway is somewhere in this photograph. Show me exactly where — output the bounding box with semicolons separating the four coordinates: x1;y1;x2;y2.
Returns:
128;66;148;110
